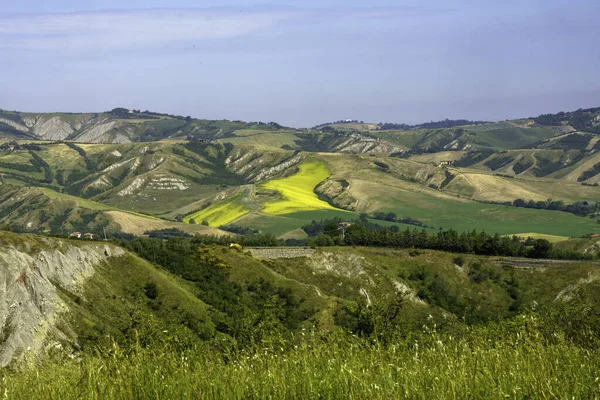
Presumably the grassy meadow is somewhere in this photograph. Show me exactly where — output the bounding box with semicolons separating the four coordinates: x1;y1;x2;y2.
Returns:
3;323;599;399
345;179;600;237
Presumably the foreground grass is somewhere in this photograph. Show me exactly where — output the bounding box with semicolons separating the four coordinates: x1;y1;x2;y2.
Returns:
4;328;599;399
261;158;338;215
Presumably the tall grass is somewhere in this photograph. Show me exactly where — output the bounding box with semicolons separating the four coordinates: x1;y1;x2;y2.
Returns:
3;322;599;399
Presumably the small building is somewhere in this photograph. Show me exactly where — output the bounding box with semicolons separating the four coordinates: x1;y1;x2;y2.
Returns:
439;160;454;167
583;200;596;206
83;233;95;240
7;144;15;152
69;232;82;239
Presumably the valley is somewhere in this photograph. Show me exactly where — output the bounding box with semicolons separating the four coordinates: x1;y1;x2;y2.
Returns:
2;106;600;398
1;106;600;240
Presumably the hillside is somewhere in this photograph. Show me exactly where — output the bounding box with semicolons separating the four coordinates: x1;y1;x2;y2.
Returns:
2;231;600;398
0;108;299;144
1;141;599;239
1;105;599;240
2;231;600;365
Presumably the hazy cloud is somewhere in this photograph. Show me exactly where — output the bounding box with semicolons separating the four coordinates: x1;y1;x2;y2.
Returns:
0;8;292;50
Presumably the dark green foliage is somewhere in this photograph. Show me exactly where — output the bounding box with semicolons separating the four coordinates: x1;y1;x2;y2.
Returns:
484;154;514;171
512;157;534;174
308;234;335;247
343;225;557;258
369;212;427;226
453;255;465;266
534;107;600;134
302;217;344;236
143;282;159;300
334;294;406;343
48;208;73;233
533;151;586;177
578;162;600;182
512;198;600;217
64;142;97;171
439;169;455;188
468;262;500;284
219;224;260;235
454;150;497;168
549;134;594;150
0;199;25;219
377;119;487;131
145;228;192;239
117;237;315;339
374;160;389;170
29;151;53;183
528;239;552;259
0;159;39;173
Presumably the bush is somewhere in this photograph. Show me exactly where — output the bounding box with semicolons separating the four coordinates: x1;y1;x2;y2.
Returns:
143;282;159;300
453;255;465;267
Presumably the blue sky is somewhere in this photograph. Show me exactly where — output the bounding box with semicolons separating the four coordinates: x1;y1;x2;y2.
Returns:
0;0;598;127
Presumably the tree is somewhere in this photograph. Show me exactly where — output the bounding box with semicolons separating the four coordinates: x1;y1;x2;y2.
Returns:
529;239;552;259
385;212;398;222
323;222;340;238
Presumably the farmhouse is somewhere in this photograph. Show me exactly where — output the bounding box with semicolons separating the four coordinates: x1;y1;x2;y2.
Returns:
439;160;454;167
69;232;82;239
83;233;95;240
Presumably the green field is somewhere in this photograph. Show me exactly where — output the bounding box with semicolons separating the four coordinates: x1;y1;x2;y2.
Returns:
217;132;301;150
464;123;559;149
184;194;251;227
260;158;339;215
347;179;600;237
236;210;440;237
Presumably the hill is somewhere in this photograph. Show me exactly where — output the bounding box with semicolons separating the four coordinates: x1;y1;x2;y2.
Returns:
0;107;297;144
1;140;600;239
2;230;600;363
1;231;600;398
1;105;600;240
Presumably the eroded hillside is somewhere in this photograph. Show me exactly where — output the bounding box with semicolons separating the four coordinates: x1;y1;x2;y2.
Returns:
2;231;600;367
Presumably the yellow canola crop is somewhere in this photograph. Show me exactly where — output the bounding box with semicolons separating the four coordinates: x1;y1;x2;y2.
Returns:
184;195;250;227
260;158;338;215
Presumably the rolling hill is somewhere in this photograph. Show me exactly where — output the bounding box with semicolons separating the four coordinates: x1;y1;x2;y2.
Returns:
1;105;599;239
2;230;600;368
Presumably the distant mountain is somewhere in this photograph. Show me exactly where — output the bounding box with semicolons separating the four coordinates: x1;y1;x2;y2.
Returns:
0;107;290;144
533;107;600;134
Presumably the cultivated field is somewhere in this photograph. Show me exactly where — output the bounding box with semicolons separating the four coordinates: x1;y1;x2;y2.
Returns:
184;193;251;227
260;158;337;215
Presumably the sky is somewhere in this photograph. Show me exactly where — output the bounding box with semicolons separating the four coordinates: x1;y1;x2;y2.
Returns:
0;0;599;127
